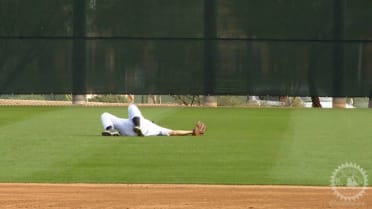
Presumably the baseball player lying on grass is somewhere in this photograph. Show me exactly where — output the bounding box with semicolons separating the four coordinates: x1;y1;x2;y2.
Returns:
100;103;207;137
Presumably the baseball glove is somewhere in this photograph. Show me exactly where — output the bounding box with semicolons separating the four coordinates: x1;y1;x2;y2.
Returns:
192;121;207;136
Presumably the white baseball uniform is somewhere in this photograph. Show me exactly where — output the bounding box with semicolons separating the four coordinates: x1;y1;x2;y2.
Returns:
101;104;172;136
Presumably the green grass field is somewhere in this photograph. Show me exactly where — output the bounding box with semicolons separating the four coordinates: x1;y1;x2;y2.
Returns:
0;106;371;185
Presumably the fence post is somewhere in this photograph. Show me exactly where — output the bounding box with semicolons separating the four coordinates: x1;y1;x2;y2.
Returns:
333;97;346;108
332;0;345;108
203;0;217;106
72;0;87;105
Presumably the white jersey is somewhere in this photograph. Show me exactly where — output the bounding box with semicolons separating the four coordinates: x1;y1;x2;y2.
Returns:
101;104;172;136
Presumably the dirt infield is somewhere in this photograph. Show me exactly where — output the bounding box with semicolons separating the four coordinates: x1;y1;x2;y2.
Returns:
0;184;370;209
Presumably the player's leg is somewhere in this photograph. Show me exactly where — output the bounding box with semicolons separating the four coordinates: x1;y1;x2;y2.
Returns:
127;103;144;119
127;104;144;136
100;112;120;136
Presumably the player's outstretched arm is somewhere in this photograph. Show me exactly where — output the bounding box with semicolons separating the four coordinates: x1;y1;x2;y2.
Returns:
169;130;194;136
169;121;207;136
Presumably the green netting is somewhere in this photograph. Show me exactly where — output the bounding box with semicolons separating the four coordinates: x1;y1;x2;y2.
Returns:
0;0;371;96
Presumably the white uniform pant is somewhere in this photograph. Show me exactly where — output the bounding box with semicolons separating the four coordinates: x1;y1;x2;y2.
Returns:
101;104;171;136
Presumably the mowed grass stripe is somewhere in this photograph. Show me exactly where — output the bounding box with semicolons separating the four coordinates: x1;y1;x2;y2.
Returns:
0;106;370;185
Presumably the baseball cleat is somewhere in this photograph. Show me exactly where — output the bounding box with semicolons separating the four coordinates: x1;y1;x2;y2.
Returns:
101;129;120;136
192;121;207;136
133;126;144;137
